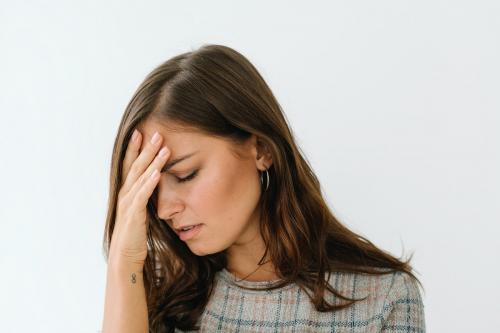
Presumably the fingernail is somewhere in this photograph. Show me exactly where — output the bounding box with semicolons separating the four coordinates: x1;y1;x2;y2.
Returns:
159;147;168;157
151;131;160;145
131;129;139;142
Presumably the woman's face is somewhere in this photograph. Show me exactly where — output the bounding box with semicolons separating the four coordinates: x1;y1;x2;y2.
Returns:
136;117;270;256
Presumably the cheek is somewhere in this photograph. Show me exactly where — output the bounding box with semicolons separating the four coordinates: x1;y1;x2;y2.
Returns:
189;166;237;214
184;161;262;255
191;162;260;228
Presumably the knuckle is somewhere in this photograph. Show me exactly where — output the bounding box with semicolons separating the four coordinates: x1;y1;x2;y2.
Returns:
129;161;139;175
131;194;143;209
146;145;158;157
118;191;133;208
128;165;142;182
136;172;146;187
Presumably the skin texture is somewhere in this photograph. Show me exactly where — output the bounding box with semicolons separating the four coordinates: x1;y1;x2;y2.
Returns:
136;117;279;281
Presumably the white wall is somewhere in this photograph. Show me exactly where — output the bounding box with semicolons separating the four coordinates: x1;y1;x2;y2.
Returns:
1;1;498;332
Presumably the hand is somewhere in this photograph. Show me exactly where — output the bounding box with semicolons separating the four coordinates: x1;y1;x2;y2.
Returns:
108;129;170;267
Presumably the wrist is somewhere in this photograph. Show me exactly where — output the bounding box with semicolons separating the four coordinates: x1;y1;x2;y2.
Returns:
108;254;145;273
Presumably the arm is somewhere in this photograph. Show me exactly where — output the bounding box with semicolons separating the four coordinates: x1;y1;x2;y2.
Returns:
381;272;426;333
101;259;149;333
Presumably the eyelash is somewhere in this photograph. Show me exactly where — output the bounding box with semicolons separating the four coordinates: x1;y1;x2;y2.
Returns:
176;170;198;183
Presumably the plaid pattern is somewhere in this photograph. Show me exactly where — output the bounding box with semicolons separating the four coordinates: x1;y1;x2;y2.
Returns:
176;268;425;332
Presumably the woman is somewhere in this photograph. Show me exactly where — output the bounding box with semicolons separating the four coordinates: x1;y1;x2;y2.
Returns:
101;44;425;333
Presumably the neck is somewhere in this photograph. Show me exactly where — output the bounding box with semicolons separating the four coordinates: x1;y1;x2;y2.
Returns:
226;207;280;282
226;259;279;282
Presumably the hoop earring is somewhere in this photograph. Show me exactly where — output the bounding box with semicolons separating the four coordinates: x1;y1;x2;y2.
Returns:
260;168;270;192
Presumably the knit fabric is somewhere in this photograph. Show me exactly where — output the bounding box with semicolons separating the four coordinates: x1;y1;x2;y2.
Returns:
176;267;425;332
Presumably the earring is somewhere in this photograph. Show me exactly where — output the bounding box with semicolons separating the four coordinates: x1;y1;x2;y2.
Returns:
260;168;270;192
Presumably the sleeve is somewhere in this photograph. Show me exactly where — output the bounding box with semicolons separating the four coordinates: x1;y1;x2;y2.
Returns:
381;271;426;333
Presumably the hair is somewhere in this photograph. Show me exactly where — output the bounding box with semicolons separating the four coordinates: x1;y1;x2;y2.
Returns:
102;44;423;332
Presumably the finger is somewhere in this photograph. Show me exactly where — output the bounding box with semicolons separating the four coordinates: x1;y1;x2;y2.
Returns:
129;145;170;199
121;129;142;187
131;147;170;213
122;131;164;195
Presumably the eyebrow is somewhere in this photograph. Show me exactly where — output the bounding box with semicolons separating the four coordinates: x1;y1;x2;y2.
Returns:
160;151;198;173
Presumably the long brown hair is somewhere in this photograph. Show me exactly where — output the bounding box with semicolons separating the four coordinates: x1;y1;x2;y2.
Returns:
102;44;423;332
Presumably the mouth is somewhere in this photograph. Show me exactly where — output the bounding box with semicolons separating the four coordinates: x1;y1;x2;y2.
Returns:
173;223;203;235
175;224;204;241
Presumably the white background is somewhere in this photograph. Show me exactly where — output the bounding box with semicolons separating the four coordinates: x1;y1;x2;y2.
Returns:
1;1;498;332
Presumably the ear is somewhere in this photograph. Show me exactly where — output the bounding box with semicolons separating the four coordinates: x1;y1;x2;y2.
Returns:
250;134;273;171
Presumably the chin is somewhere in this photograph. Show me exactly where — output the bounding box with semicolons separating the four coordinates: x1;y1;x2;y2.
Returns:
187;241;227;257
186;244;212;256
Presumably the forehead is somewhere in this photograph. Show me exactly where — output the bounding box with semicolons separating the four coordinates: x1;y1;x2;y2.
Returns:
136;118;200;151
134;118;235;158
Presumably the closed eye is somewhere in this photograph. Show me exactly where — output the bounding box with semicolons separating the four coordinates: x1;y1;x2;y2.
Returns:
176;170;198;183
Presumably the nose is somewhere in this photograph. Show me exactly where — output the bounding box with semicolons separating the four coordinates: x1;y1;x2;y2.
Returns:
155;178;185;221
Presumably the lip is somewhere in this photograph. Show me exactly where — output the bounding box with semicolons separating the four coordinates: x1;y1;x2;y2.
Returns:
177;224;203;241
174;223;203;235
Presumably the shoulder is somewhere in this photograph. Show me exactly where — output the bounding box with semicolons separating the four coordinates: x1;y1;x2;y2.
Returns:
383;270;424;305
325;269;426;332
325;269;415;300
375;270;426;333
